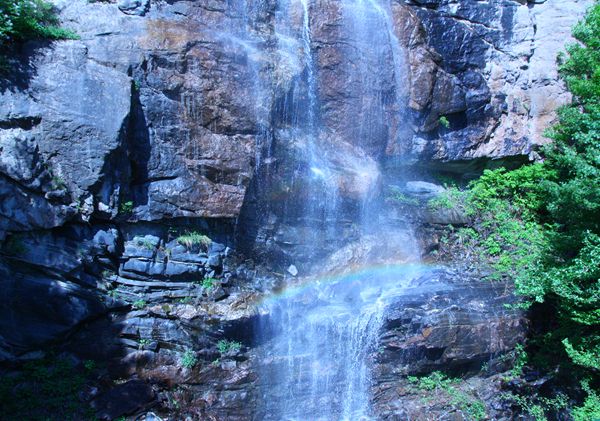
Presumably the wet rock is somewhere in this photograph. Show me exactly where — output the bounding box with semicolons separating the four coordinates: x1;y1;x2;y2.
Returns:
374;269;526;377
0;258;108;360
142;412;164;421
287;265;298;277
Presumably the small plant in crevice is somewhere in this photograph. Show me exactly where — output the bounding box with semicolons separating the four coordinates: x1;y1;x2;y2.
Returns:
387;186;419;206
138;338;151;350
217;339;242;354
83;360;96;371
181;349;198;369
119;200;134;214
178;296;193;305
202;277;218;290
51;175;67;190
159;245;172;260
177;231;211;249
136;238;156;250
132;299;147;310
438;115;450;129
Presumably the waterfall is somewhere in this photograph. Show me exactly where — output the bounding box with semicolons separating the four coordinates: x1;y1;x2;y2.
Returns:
254;0;419;418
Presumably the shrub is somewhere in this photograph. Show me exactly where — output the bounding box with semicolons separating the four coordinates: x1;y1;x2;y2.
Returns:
0;0;78;47
572;380;600;421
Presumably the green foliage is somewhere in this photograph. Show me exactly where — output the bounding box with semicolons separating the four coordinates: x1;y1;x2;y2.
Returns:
572;379;600;421
132;299;147;310
0;356;94;420
83;360;96;371
510;343;527;377
181;349;197;369
503;391;569;421
119;200;134;214
467;164;556;216
450;164;550;281
455;5;600;416
0;0;78;48
439;115;450;128
217;339;242;354
408;371;457;391
408;372;486;420
202;277;218;290
427;186;465;211
176;231;211;249
138;338;150;349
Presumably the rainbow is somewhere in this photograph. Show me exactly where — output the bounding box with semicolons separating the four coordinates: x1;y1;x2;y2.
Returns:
258;261;440;306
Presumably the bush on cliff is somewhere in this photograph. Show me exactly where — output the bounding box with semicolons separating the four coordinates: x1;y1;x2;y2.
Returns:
0;0;77;47
451;4;600;418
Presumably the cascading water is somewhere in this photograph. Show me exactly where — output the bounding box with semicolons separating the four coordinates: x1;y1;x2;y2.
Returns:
252;0;424;419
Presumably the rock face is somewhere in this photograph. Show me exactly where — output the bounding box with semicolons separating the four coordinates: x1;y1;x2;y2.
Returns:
0;0;591;419
396;0;593;170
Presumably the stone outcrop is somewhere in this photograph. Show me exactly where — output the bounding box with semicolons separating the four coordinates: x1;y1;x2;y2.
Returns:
397;0;593;169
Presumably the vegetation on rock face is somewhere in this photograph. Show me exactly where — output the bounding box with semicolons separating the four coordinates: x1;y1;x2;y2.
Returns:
181;349;198;369
0;356;96;420
217;339;242;354
0;0;77;47
407;372;487;420
177;231;211;249
443;5;600;417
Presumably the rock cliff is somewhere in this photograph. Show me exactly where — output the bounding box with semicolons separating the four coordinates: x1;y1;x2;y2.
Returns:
0;0;592;419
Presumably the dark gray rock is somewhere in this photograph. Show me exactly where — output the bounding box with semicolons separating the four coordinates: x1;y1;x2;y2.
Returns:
118;0;150;16
0;258;108;360
92;380;155;420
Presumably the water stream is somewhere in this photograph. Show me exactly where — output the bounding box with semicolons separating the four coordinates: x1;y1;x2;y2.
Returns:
251;0;419;418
